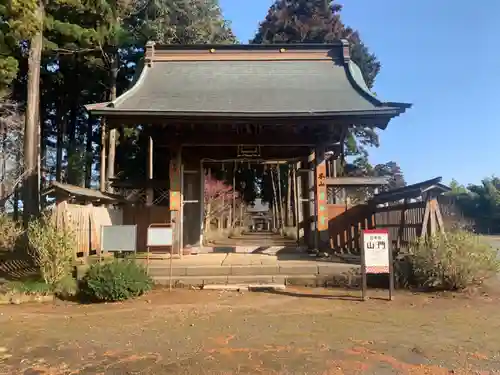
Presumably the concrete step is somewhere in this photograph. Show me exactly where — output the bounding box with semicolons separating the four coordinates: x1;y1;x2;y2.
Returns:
146;263;357;278
203;284;286;292
152;273;360;288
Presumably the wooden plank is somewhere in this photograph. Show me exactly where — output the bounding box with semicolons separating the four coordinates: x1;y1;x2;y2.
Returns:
154;51;332;62
429;199;437;236
325;176;389;186
420;200;431;240
435;201;446;235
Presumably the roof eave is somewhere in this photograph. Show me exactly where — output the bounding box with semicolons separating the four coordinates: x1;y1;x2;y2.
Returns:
88;108;406;119
344;60;412;115
85;58;149;114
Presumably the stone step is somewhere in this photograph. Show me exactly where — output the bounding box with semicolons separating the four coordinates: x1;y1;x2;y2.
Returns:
146;263;357;278
152;273;360;288
203;284;286;292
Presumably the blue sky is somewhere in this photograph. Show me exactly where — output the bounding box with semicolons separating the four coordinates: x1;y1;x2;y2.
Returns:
219;0;500;185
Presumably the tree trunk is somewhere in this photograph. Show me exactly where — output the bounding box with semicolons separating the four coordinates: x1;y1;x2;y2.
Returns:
55;107;64;182
23;2;43;225
38;92;45;209
67;56;80;185
106;53;119;192
13;150;21;221
0;128;5;212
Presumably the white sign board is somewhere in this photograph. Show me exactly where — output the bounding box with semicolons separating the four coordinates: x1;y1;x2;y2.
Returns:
147;226;173;247
362;229;390;274
101;225;137;252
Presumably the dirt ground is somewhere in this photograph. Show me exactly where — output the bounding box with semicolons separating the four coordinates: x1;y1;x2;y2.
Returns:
0;287;499;375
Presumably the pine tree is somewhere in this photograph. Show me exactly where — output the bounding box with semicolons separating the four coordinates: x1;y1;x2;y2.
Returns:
128;0;236;44
252;0;379;88
3;0;115;221
0;0;39;95
252;0;382;163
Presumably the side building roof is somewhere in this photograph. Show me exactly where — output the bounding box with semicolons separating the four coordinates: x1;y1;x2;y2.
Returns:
86;41;411;127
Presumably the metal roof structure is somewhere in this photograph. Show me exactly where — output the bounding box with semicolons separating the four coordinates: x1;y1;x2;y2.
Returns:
86;41;411;127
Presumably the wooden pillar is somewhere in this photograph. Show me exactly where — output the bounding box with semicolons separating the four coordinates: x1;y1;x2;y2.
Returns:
307;150;316;249
293;163;300;244
230;161;236;228
100;120;106;192
146;135;154;206
315;146;328;248
169;146;182;257
199;160;205;246
296;161;305;245
277;163;284;235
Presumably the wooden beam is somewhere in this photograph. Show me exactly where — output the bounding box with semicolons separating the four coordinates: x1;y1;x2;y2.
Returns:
159;133;321;146
429;199;437;236
105;114;387;128
420;200;431;240
326;176;389;187
181;145;313;161
434;200;446;235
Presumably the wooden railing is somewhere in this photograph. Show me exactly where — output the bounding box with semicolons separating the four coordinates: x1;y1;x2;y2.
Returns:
327;201;429;254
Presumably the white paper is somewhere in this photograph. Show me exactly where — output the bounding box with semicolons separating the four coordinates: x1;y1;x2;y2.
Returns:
147;227;173;247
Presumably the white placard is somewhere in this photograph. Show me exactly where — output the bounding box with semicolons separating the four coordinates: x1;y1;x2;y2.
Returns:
363;230;389;274
101;225;137;252
147;226;173;247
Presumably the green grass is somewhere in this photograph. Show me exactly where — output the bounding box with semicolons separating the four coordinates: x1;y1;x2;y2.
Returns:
3;279;52;295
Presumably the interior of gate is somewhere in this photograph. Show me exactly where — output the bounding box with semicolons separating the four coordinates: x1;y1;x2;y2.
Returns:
179;141;332;252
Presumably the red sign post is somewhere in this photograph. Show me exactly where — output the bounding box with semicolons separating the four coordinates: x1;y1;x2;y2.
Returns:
361;229;394;301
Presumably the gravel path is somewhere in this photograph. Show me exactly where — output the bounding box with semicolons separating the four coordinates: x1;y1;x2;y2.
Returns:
0;288;499;374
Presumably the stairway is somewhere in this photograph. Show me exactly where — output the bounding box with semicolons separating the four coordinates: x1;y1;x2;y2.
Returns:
145;257;359;289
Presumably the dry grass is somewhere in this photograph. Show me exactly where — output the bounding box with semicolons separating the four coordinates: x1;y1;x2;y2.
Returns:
0;288;499;374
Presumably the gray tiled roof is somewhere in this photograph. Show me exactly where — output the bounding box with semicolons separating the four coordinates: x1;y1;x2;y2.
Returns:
108;60;401;114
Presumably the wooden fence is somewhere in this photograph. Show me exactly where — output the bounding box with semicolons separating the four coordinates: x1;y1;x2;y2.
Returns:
54;203;171;259
327;201;434;254
54;202;123;258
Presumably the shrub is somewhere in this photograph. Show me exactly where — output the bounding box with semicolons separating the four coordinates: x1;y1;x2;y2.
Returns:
27;213;75;290
408;231;500;291
79;260;153;302
0;214;22;252
54;274;78;298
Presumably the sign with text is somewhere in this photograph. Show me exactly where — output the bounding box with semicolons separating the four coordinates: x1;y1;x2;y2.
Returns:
363;229;390;274
361;229;394;301
101;225;137;252
316;162;328;231
147;226;173;247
